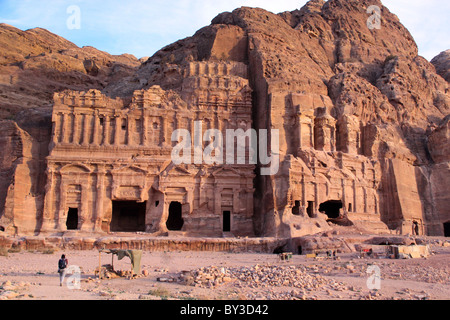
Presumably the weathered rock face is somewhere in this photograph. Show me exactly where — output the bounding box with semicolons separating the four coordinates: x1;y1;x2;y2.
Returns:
432;50;450;83
0;24;141;234
0;24;140;120
0;0;449;238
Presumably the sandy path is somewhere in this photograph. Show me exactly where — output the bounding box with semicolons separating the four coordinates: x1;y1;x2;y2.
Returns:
0;247;449;300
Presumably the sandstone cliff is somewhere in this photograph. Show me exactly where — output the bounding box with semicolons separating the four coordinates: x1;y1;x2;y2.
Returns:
102;0;449;237
0;0;449;237
0;24;141;234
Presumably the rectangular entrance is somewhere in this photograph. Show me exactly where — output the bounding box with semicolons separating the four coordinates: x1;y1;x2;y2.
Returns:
223;211;231;232
111;201;146;232
444;222;450;237
66;208;79;230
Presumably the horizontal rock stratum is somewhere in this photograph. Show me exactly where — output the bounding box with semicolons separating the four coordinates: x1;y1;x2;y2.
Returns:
0;0;449;239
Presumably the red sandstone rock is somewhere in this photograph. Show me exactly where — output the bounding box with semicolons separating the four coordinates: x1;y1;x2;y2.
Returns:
0;0;449;238
431;50;450;83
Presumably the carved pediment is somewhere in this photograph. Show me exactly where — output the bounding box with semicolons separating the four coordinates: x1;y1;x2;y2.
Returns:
111;165;147;175
160;163;193;177
212;166;242;177
60;163;92;173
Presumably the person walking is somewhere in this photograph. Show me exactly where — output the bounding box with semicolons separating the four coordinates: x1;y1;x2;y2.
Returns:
58;254;68;286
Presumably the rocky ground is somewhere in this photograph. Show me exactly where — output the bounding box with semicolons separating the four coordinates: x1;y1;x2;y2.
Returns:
0;241;448;300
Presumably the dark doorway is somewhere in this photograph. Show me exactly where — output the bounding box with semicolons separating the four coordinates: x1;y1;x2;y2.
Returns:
319;200;343;219
223;211;231;232
292;201;301;216
167;202;184;231
307;201;314;218
444;222;450;237
66;208;79;230
412;221;420;236
111;201;146;232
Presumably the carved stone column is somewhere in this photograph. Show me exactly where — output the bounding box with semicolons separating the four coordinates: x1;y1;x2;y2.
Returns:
142;114;148;146
81;114;89;146
92;112;100;146
57;180;68;231
51;116;59;145
94;167;106;231
214;186;222;216
103;115;111;146
79;182;90;231
41;166;55;231
61;113;69;144
114;116;121;146
127;115;134;146
72;113;80;144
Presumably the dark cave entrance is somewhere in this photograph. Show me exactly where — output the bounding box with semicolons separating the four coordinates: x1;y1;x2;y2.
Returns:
66;208;79;230
444;222;450;237
292;201;301;216
307;201;315;218
111;201;146;232
166;201;184;231
412;221;420;236
223;211;231;232
319;200;343;219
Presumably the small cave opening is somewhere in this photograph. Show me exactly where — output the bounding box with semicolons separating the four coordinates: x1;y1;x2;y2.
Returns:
292;201;301;216
166;201;184;231
319;200;343;219
444;222;450;238
307;201;314;218
111;201;146;232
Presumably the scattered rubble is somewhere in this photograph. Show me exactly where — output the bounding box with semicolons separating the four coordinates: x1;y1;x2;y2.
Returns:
181;264;349;293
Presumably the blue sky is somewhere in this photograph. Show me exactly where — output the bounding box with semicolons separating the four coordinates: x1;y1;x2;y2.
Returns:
0;0;448;61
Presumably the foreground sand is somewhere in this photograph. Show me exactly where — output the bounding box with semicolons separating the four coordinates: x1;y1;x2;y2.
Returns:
0;243;449;300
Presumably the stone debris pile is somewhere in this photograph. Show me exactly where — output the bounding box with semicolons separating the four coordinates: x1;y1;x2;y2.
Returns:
181;264;347;292
0;280;30;300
